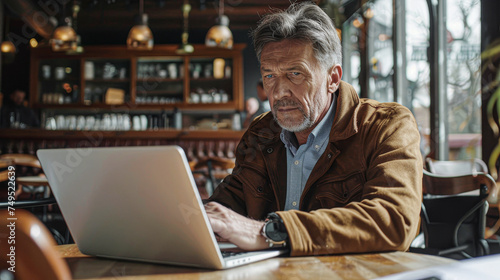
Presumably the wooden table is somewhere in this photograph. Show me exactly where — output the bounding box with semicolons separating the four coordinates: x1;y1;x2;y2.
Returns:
57;244;456;280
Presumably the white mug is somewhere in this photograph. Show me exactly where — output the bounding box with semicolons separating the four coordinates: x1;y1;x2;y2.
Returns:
85;116;95;130
140;115;148;130
56;115;65;130
45;117;57;130
76;115;86;130
67;115;77;130
132;116;141;131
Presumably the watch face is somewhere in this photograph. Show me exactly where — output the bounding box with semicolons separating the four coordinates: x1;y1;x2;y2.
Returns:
265;220;287;242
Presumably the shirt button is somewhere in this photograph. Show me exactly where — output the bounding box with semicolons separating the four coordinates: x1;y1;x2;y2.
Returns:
315;145;320;150
292;201;297;206
294;160;299;165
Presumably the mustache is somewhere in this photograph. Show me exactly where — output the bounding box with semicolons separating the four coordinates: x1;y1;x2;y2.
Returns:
273;98;303;110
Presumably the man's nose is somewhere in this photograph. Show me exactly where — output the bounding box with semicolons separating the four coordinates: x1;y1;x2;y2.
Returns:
272;76;292;100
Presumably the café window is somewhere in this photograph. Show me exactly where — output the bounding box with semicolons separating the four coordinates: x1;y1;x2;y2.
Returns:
342;0;482;160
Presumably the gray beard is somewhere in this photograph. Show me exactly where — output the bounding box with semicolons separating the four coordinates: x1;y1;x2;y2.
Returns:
272;100;313;132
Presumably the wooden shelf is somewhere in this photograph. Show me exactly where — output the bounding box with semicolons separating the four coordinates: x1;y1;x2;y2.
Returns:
190;77;232;82
32;102;238;111
137;90;182;95
30;44;246;114
85;78;130;83
136;78;183;82
0;128;245;140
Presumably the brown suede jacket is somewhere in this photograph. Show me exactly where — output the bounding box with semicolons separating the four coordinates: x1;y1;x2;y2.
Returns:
209;81;423;256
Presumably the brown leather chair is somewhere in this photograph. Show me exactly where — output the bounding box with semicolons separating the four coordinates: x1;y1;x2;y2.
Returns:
0;209;71;280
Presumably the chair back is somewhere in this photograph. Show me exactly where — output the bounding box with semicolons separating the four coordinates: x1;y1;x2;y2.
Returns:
0;209;71;280
0;154;42;169
426;158;488;176
418;169;497;259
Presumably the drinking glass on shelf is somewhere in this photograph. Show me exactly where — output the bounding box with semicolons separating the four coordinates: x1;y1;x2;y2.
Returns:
123;114;131;131
76;115;86;130
85;116;95;130
190;92;200;103
55;67;65;80
168;63;178;79
204;64;212;78
42;65;51;79
140;115;148;130
45;117;57;130
93;119;101;131
192;64;202;79
110;114;118;130
102;114;111;130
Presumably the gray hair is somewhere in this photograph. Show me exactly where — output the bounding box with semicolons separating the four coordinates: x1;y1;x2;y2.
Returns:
252;2;342;71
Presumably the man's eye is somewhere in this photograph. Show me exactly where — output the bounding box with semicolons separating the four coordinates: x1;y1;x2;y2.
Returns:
291;72;301;76
264;74;273;78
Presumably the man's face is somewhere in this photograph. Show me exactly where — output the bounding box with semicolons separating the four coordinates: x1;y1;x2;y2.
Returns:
11;91;26;106
260;40;339;132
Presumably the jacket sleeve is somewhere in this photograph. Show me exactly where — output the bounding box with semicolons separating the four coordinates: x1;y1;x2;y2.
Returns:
207;128;256;216
278;106;423;256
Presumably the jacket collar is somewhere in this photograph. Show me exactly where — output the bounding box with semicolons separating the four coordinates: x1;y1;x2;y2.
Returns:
329;81;360;142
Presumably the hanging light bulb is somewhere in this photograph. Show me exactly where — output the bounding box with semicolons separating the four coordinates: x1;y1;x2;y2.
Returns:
1;41;16;53
127;0;154;50
51;19;78;52
205;0;233;49
1;16;17;54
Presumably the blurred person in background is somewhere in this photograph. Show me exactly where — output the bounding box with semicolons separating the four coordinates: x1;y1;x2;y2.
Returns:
0;89;39;128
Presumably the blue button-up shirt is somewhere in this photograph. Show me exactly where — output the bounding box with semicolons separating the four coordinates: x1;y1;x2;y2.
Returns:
280;97;336;211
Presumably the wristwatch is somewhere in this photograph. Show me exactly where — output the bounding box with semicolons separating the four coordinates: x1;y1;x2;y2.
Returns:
261;212;288;248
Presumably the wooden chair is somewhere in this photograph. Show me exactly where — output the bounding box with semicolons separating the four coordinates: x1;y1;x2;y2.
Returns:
0;154;63;243
191;157;235;197
0;209;71;280
0;154;56;211
0;154;49;199
411;169;498;259
426;158;488;176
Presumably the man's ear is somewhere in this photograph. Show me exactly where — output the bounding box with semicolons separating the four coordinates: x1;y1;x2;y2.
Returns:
327;65;343;94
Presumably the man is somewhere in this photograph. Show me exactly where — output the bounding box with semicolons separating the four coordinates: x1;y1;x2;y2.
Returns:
0;89;39;128
205;2;422;256
243;97;260;128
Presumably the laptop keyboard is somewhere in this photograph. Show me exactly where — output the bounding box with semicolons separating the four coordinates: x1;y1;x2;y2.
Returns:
221;251;246;258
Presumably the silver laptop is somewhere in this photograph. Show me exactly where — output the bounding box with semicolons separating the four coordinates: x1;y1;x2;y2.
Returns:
37;146;287;269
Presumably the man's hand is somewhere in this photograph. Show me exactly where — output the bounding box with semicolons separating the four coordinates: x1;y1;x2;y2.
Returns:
204;202;268;251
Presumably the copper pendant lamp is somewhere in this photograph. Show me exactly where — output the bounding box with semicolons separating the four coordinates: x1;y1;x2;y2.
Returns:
127;0;154;50
205;0;233;49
